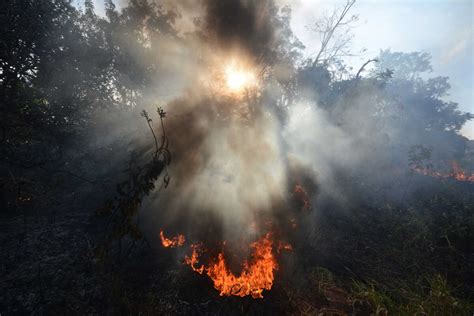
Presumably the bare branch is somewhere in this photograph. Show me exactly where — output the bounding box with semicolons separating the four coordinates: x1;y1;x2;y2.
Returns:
311;0;357;66
356;58;378;79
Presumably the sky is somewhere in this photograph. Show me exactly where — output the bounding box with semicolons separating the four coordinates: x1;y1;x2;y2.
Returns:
87;0;473;139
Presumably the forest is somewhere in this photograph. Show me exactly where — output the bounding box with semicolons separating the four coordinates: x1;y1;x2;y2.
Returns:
1;0;473;314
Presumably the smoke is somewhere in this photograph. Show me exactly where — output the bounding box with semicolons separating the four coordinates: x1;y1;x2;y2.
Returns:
106;0;295;249
202;0;278;59
155;97;288;240
130;0;379;244
283;102;358;204
92;0;470;254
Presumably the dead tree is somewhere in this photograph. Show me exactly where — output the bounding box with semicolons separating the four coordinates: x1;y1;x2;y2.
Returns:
311;0;358;66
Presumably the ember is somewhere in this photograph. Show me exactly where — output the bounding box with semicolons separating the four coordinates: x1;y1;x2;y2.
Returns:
160;230;185;248
294;184;312;210
278;241;293;252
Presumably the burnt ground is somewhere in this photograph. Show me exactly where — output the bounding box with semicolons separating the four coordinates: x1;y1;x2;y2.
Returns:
1;176;473;315
0;201;352;315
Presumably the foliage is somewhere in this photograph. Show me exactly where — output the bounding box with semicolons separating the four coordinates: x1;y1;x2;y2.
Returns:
408;145;433;170
96;107;171;262
0;0;178;212
351;281;392;315
351;275;473;315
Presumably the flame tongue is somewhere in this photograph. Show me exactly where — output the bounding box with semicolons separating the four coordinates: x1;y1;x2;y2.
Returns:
160;230;185;248
184;232;279;299
161;227;291;298
206;233;276;298
184;243;205;274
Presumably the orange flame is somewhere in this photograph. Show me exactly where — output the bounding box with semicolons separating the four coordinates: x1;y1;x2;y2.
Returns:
160;230;185;248
184;233;289;298
184;243;205;274
294;184;312;210
451;161;474;182
412;161;474;183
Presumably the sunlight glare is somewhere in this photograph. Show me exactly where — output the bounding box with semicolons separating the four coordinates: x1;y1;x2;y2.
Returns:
224;63;256;92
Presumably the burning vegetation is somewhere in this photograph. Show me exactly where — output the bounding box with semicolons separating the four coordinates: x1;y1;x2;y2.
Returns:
162;230;291;299
413;161;474;183
203;233;278;299
187;233;279;299
159;230;185;248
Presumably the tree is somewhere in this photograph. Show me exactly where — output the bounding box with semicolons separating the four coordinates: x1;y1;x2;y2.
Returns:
375;50;473;136
310;0;359;66
0;0;179;212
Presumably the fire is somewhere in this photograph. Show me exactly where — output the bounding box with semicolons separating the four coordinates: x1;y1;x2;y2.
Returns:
294;184;312;210
224;61;256;93
160;230;185;248
184;243;205;274
183;232;289;299
451;161;474;182
412;161;474;183
206;233;276;299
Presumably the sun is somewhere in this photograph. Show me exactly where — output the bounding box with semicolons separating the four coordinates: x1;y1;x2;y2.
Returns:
224;63;256;93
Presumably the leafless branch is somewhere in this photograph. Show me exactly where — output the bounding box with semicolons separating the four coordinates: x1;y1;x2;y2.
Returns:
311;0;358;66
356;58;378;79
